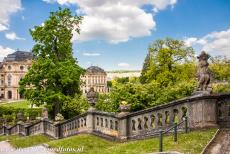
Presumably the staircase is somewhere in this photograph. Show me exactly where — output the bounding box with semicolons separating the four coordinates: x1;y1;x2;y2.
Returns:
203;129;230;154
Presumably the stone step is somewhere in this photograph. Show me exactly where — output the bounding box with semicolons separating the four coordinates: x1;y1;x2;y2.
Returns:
203;129;230;154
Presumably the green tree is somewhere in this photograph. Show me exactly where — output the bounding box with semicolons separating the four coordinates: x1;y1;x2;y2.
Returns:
19;8;83;118
143;38;195;85
96;38;197;113
140;52;153;84
210;56;230;81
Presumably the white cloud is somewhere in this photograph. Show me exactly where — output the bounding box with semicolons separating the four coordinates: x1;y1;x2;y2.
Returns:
0;0;22;32
184;27;230;56
150;0;177;12
82;52;101;56
5;32;25;40
184;37;198;47
43;0;177;43
0;45;15;60
42;0;56;3
0;24;8;31
118;62;130;67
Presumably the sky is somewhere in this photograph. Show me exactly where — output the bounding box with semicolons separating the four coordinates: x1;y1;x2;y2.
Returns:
0;0;230;71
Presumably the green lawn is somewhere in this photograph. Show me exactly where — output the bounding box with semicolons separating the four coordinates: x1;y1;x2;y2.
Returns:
0;135;52;148
0;100;43;109
48;128;217;154
0;129;216;154
0;135;20;142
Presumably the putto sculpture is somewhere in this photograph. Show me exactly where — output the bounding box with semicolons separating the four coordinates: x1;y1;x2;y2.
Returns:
196;51;211;92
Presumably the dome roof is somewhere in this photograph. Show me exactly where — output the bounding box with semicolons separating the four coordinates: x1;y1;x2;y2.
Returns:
86;66;106;74
4;51;33;62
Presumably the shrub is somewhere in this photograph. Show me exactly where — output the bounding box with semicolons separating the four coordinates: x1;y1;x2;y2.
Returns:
0;106;42;125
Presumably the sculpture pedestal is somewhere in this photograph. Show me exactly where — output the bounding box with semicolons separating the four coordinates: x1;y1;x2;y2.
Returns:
192;90;211;96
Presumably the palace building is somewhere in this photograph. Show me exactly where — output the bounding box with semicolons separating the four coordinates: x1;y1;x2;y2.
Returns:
0;51;33;100
81;66;108;94
0;51;107;100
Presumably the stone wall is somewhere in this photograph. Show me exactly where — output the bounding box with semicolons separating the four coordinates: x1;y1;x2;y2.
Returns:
0;92;230;141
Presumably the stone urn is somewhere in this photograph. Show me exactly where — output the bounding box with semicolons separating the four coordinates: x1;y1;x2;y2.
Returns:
42;107;49;120
86;87;99;111
119;101;131;113
16;111;24;122
55;113;64;123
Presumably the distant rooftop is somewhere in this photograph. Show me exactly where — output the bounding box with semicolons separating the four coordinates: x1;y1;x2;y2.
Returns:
3;51;33;62
106;70;141;73
86;66;106;74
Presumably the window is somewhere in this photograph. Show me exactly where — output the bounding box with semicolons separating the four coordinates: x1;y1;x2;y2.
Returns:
20;66;24;71
8;65;11;70
8;91;12;99
8;75;12;86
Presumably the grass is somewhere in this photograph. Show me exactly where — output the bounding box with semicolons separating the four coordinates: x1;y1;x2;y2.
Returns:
48;128;217;154
0;135;52;148
0;135;20;142
0;129;216;154
0;100;30;108
0;100;43;109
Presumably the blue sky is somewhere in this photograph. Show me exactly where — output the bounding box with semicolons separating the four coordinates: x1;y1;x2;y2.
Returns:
0;0;230;71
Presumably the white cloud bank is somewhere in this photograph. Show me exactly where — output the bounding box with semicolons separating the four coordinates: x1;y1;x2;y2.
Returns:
0;0;22;32
5;32;25;40
0;45;15;60
43;0;177;43
184;27;230;56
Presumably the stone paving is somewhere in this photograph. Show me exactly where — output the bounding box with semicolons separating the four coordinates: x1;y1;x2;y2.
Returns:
203;129;230;154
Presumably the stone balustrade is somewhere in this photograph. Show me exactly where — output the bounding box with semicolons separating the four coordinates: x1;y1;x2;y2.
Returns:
126;103;188;139
60;113;87;138
92;111;119;138
0;92;230;141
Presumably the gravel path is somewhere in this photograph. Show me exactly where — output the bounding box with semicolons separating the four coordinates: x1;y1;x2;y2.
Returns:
0;141;56;154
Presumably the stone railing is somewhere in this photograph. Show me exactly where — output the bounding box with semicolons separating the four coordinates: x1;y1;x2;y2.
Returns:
59;113;88;138
124;101;188;140
0;92;230;141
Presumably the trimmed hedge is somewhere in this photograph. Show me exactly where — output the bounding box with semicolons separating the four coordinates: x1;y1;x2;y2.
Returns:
0;106;42;125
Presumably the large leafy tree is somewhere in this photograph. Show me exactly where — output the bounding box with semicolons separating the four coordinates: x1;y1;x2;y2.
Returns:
140;38;195;85
19;8;83;118
210;56;230;81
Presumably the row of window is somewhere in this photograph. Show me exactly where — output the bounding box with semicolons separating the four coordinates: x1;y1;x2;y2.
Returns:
0;75;23;86
7;65;30;71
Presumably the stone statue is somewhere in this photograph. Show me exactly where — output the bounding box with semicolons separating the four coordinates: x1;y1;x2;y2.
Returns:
196;51;211;91
87;87;98;107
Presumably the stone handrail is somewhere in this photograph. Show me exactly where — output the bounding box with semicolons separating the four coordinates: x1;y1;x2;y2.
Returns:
0;92;230;141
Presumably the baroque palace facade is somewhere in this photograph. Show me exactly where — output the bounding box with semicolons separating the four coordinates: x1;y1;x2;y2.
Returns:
0;51;107;100
80;66;108;94
0;51;33;100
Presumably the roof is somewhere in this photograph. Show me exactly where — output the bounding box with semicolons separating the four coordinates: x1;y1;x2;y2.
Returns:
3;51;33;62
86;66;106;74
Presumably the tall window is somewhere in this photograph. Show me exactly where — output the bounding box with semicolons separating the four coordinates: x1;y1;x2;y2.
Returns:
8;91;12;99
8;75;12;86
